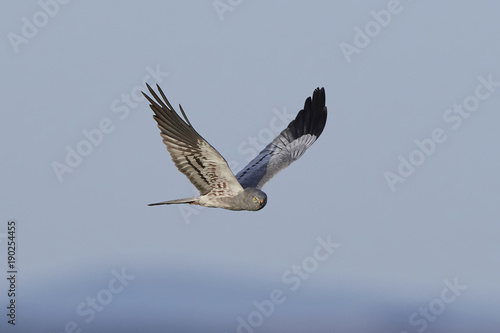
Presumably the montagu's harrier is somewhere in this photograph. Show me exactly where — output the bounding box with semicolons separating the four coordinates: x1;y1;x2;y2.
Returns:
143;84;327;211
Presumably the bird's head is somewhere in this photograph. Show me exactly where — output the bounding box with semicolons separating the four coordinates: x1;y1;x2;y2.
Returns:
243;188;267;211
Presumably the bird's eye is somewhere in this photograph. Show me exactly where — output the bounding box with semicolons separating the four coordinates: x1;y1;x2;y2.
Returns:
253;197;258;202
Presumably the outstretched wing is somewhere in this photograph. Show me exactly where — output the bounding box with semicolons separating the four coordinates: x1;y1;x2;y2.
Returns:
143;84;243;196
236;87;327;189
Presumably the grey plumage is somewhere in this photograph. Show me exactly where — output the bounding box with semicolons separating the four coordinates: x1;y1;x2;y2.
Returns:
236;87;327;189
143;84;327;211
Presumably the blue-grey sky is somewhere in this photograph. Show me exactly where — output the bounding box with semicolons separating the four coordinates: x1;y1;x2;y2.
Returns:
1;1;500;332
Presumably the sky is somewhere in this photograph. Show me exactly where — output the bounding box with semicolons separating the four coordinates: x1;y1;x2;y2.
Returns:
1;1;500;332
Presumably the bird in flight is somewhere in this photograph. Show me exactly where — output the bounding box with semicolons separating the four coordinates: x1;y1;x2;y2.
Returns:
143;84;327;211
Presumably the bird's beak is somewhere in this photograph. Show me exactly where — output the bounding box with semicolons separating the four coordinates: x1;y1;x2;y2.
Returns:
260;199;264;204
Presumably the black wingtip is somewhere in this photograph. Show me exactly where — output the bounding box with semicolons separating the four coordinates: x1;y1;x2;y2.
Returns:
313;87;326;111
287;87;327;140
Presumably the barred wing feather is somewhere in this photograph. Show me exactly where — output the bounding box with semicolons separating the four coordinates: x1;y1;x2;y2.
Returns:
143;84;244;197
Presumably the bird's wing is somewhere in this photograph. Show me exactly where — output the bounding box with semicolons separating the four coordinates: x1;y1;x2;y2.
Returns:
236;87;327;189
143;84;244;196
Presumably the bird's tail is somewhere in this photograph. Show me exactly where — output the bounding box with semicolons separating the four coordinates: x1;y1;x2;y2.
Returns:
148;196;200;206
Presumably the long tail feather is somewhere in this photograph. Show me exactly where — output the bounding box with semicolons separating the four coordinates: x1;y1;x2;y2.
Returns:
148;196;199;206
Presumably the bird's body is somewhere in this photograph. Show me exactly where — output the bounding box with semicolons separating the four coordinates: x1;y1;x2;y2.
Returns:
142;85;327;211
148;188;267;211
